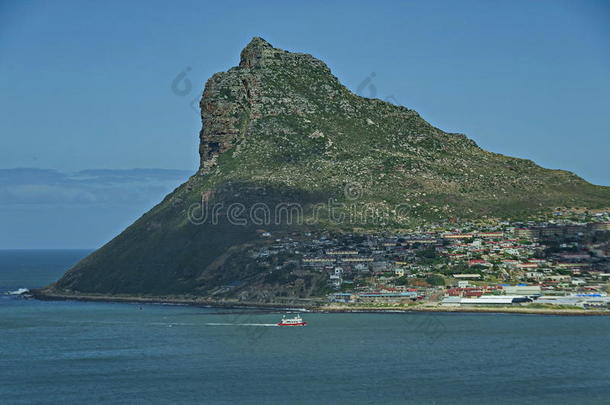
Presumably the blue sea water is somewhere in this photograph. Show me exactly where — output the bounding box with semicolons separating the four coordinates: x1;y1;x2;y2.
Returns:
2;250;610;404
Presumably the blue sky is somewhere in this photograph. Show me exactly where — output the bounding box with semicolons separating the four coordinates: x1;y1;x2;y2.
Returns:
0;0;609;248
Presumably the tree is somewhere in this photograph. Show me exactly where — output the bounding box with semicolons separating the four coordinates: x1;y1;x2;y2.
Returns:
426;274;445;286
395;275;410;286
417;247;437;259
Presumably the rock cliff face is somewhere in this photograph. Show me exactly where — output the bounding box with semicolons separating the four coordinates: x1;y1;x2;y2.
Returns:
45;37;610;301
199;37;339;172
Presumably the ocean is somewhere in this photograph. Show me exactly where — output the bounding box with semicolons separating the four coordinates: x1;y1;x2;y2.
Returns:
1;250;610;404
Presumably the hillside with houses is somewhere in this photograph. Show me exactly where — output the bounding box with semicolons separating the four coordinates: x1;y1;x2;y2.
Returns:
240;210;610;310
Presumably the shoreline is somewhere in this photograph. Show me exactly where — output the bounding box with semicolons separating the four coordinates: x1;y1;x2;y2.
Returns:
29;289;317;310
319;304;610;316
29;289;610;316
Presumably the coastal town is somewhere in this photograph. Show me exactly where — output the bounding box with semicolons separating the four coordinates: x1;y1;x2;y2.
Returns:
249;210;610;311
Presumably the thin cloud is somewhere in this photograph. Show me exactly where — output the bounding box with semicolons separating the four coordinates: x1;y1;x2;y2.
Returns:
0;168;191;206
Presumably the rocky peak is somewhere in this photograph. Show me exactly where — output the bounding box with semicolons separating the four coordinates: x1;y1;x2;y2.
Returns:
199;36;333;172
198;38;276;172
239;37;278;68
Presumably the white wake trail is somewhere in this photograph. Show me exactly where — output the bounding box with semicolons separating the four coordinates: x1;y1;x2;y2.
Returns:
205;322;278;327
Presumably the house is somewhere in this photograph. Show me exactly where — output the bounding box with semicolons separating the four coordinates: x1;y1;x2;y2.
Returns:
515;228;539;239
468;259;491;267
502;285;541;295
453;274;481;279
443;233;475;239
354;263;369;272
477;232;504;238
525;271;544;280
545;275;571;282
440;296;461;306
441;295;531;306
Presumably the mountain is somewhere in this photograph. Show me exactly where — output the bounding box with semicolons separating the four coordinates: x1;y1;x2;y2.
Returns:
41;37;610;303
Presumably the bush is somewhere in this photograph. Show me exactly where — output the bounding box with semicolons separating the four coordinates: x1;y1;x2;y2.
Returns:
426;274;445;286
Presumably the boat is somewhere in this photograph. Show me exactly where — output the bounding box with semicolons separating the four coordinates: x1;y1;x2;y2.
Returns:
277;314;307;326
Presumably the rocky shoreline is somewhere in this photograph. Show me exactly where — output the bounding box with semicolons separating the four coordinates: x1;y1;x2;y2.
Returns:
30;289;610;316
29;289;321;310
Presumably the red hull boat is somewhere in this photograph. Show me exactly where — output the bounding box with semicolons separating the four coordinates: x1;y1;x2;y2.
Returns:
277;314;307;326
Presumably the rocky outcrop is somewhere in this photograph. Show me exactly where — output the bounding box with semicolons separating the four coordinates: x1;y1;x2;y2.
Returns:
198;37;339;172
198;38;282;172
